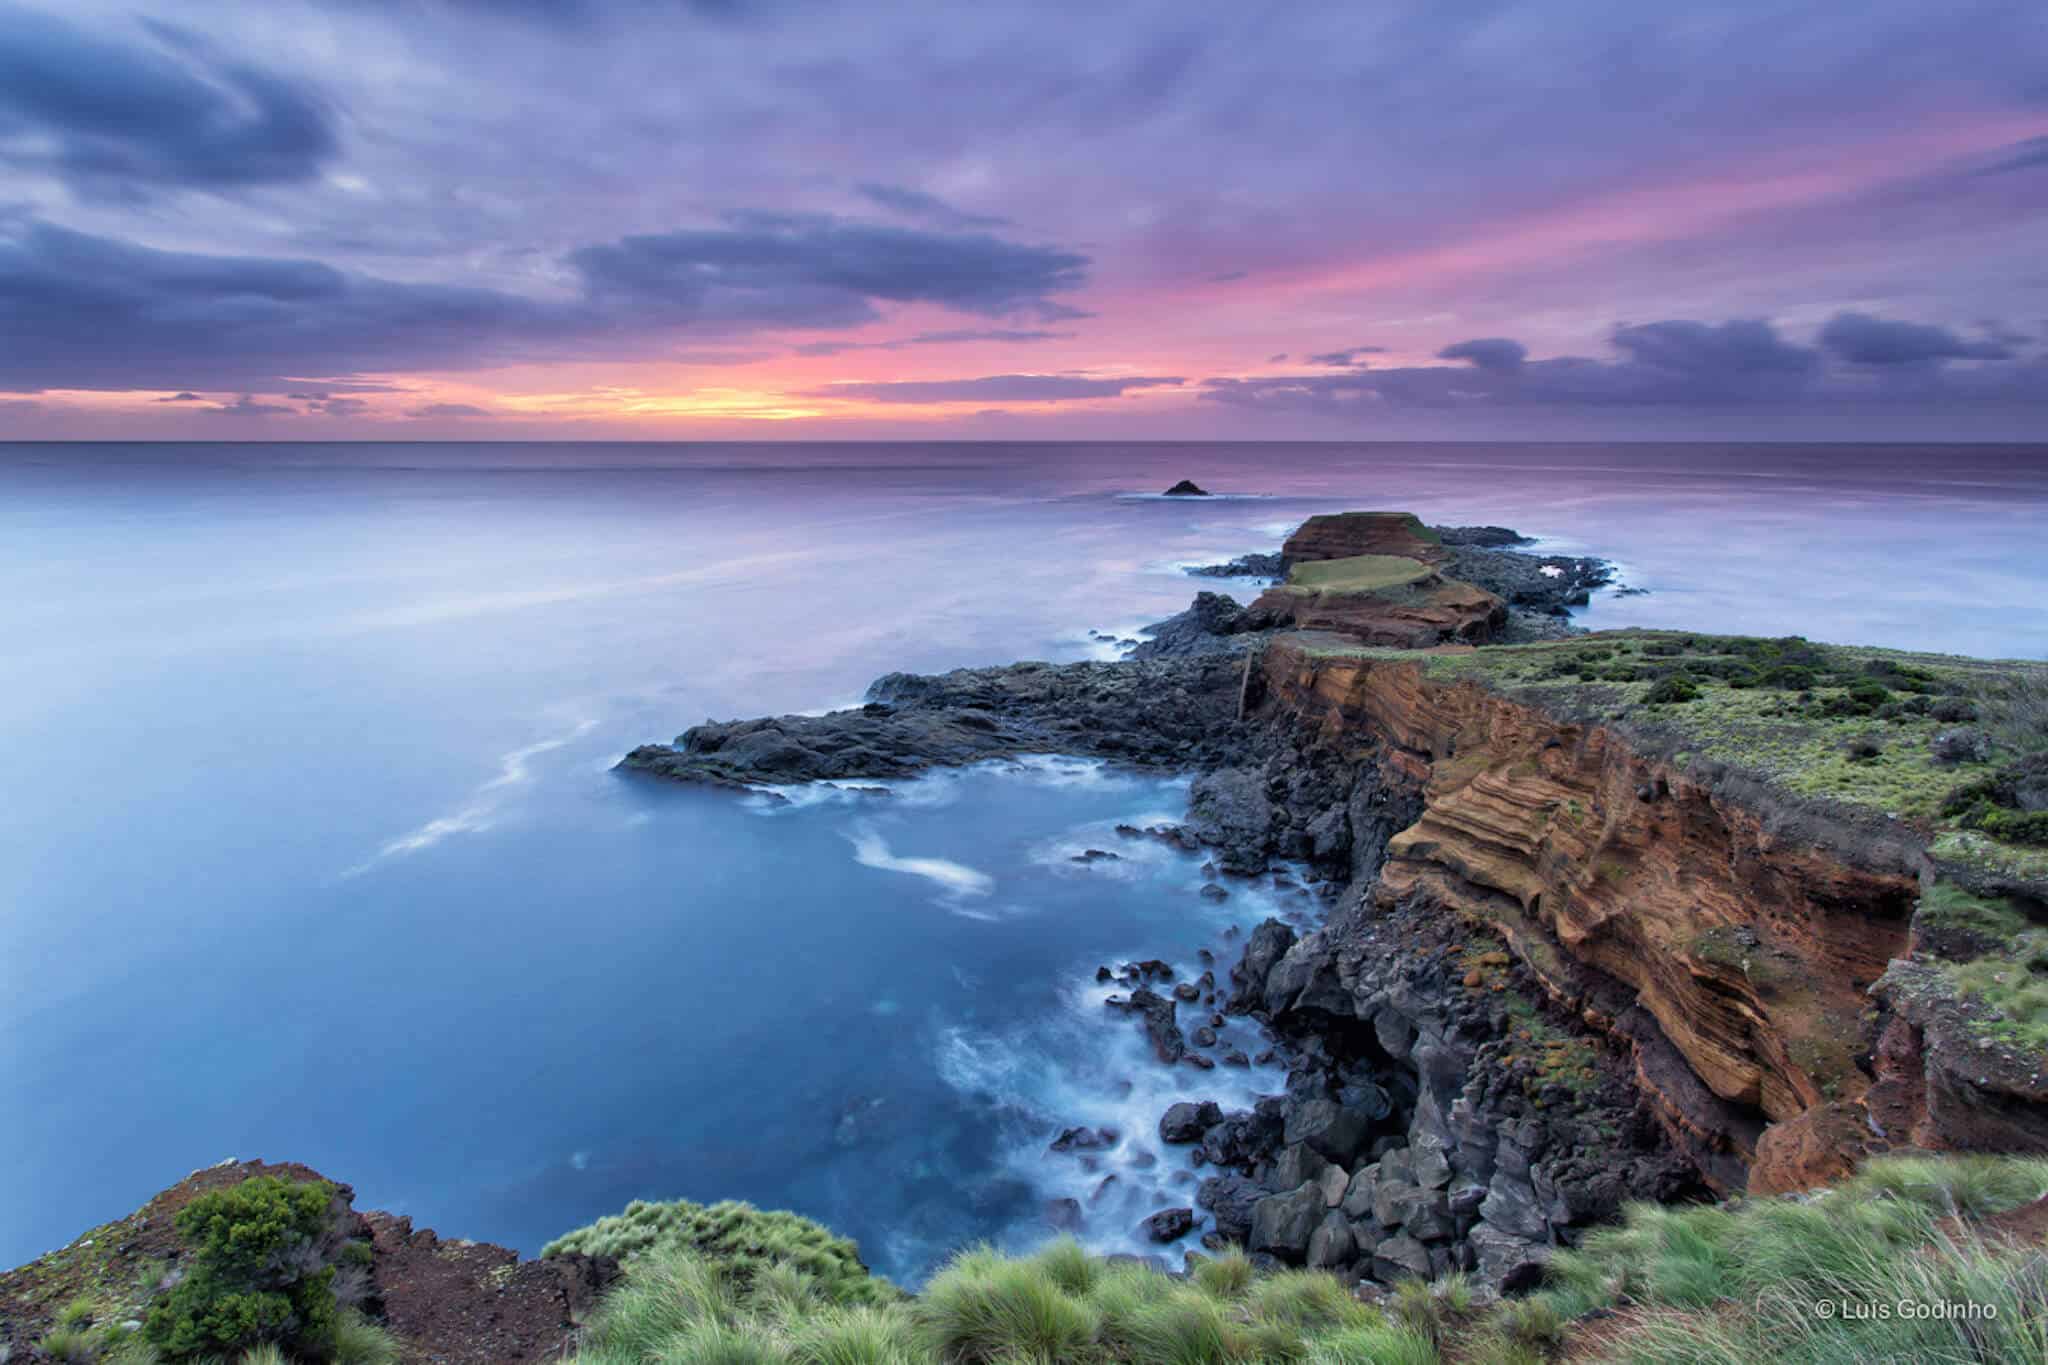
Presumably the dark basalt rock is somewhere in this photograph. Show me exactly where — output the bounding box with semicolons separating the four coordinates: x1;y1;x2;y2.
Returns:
1163;479;1211;496
619;654;1245;788
1199;1105;1282;1171
1122;987;1186;1064
1247;1181;1324;1257
1442;544;1614;614
1432;524;1533;548
1161;1100;1224;1143
1227;919;1297;1014
1129;592;1265;660
1141;1207;1197;1242
1188;551;1284;580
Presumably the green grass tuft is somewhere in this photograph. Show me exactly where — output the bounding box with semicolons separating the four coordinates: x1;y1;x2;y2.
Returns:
545;1198;897;1307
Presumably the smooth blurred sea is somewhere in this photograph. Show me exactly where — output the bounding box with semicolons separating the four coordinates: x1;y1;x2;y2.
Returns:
3;441;2045;1279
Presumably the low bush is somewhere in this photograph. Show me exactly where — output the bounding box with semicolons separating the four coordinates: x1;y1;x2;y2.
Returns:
144;1177;343;1361
1943;752;2048;846
1644;675;1699;705
544;1199;897;1307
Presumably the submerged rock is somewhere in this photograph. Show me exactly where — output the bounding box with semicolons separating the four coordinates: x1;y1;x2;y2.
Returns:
1141;1207;1197;1242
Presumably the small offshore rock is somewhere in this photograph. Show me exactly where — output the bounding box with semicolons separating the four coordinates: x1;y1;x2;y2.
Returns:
1142;1207;1197;1243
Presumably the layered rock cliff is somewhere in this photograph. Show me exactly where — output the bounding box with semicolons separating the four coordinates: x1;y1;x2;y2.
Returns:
1241;633;2046;1197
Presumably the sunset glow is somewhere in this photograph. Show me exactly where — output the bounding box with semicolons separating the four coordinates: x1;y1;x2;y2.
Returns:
2;2;2045;440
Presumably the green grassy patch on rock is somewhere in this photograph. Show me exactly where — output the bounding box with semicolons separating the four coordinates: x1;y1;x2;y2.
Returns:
1281;553;1435;595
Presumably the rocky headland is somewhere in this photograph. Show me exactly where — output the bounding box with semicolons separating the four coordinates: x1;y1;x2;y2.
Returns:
616;506;2048;1295
16;507;2047;1364
1161;511;1614;657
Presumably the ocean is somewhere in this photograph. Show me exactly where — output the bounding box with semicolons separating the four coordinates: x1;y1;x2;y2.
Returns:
3;440;2045;1280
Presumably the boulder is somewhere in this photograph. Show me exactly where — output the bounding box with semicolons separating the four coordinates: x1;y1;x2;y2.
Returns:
1187;768;1278;874
1228;919;1297;1014
1126;988;1185;1064
1266;1142;1329;1192
1306;1212;1357;1270
1410;1133;1453;1190
1373;1181;1424;1231
1248;1182;1325;1260
1340;1165;1380;1221
1142;1207;1197;1243
1403;1190;1455;1243
1284;1097;1371;1165
1469;1224;1549;1292
1264;933;1352;1018
1044;1198;1084;1232
1370;1233;1433;1284
1478;1172;1549;1241
1316;1164;1351;1208
1197;1173;1267;1244
1160;1101;1224;1144
1199;1108;1281;1170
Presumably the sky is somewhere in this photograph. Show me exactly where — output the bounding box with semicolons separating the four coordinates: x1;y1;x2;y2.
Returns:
2;0;2046;440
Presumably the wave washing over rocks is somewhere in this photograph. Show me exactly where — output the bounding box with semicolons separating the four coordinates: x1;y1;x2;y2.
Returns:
617;506;1702;1291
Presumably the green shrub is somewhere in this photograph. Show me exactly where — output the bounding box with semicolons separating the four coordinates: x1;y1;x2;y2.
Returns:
1645;675;1699;705
1943;753;2048;846
144;1176;344;1361
545;1199;895;1307
1762;664;1816;690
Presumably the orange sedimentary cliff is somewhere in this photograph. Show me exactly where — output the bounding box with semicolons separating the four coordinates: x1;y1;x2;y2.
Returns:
1254;636;1966;1193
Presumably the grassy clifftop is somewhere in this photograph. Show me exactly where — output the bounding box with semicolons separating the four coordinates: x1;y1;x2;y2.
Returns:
537;1155;2048;1365
1300;627;2046;870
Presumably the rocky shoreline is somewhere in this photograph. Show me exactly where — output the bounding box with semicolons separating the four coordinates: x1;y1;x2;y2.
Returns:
617;509;1705;1291
619;502;2048;1294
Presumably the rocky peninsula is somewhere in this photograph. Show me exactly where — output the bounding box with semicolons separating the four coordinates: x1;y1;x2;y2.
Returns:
618;506;2048;1292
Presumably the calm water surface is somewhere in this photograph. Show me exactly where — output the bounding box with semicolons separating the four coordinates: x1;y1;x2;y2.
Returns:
4;441;2045;1278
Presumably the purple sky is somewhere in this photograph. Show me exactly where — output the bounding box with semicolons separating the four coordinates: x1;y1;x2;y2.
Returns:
2;0;2046;438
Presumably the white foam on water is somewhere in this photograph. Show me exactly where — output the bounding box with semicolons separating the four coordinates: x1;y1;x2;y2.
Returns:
934;961;1289;1266
1026;812;1199;883
845;822;995;900
347;716;599;875
931;839;1326;1266
745;754;1151;817
1062;625;1149;661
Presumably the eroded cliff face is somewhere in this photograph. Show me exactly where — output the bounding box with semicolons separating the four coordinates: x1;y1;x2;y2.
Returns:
1253;637;1936;1194
1249;573;1506;650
